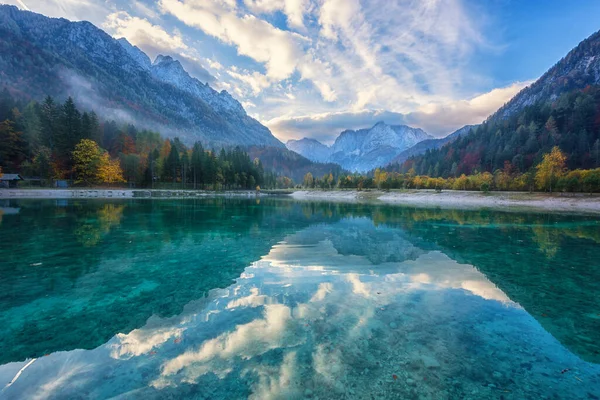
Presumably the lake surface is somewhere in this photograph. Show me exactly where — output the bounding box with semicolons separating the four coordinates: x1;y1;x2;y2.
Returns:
0;198;599;399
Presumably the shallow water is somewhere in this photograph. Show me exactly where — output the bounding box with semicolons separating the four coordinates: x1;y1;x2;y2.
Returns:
0;199;599;399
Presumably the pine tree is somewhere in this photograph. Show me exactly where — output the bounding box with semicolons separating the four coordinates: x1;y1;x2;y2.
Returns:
165;142;180;183
191;142;204;189
181;150;190;187
60;97;82;157
40;96;58;151
20;101;42;158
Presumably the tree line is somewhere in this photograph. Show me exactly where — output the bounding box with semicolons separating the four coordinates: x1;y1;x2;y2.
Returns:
388;86;600;178
0;89;269;189
303;147;600;193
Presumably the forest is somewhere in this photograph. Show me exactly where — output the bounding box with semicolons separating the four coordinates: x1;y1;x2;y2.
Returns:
3;85;600;193
388;86;600;177
301;146;600;193
0;89;286;189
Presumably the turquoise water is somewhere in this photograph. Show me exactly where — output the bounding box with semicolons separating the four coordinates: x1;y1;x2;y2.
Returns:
0;199;599;399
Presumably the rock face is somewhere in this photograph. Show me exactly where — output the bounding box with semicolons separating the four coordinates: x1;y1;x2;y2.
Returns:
0;5;283;148
286;122;432;172
493;30;600;121
286;138;332;163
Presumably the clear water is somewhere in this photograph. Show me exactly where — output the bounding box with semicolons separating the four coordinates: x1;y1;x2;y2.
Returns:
0;199;599;399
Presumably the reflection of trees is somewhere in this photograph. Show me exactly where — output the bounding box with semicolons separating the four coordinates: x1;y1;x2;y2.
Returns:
0;199;338;364
74;203;126;247
1;199;599;364
531;225;560;258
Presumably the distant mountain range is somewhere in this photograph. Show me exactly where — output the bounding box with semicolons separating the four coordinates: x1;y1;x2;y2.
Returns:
0;5;282;148
287;122;432;172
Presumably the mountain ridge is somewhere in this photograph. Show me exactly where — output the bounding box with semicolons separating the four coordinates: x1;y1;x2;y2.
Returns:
0;5;283;148
400;28;600;176
491;30;600;121
286;122;432;172
387;124;478;167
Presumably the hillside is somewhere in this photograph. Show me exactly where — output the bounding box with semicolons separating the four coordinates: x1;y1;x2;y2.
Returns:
247;146;345;183
387;125;477;167
397;29;600;177
0;5;282;148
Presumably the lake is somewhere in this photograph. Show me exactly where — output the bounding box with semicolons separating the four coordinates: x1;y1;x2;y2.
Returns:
0;198;599;399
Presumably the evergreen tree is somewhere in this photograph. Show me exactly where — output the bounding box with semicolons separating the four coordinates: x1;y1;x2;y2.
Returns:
40;96;58;150
165;141;180;183
21;101;42;158
59;97;82;157
191;142;204;189
181;150;190;186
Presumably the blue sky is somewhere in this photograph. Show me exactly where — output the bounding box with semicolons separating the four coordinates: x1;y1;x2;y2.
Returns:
5;0;600;143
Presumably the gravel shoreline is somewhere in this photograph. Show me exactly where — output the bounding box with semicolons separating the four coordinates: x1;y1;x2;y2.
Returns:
0;189;265;199
2;189;599;214
289;190;600;214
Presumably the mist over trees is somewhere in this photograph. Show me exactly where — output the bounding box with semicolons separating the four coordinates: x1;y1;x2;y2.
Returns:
0;89;273;189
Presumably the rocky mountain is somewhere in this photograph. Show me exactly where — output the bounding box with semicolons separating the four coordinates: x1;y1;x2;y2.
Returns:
388;125;477;166
0;5;283;148
493;30;600;121
286;138;332;163
286;122;432;172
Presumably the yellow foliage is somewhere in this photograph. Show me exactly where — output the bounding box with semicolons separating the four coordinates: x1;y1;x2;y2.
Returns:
374;168;388;188
97;153;125;184
535;146;566;192
72;139;102;185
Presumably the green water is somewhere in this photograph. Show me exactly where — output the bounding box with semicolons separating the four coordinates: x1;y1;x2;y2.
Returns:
0;198;599;399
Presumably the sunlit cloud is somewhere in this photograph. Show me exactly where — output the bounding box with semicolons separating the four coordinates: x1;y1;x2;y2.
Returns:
6;0;542;141
103;11;189;58
266;81;531;143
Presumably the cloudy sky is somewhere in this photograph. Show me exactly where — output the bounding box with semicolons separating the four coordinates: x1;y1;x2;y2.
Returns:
5;0;600;143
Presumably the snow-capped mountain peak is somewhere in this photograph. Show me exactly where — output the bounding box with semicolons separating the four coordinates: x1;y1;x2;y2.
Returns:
148;52;245;115
117;38;151;70
286;122;432;172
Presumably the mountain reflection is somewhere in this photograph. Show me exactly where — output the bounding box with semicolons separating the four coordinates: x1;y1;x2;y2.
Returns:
1;202;599;399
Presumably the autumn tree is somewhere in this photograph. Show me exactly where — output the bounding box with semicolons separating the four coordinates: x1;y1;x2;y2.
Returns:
373;168;387;189
535;146;567;192
324;173;333;189
72;139;102;185
97;152;125;184
303;172;314;188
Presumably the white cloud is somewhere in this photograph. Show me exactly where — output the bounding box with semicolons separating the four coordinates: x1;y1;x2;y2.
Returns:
244;0;309;30
103;11;189;59
102;11;217;83
205;58;223;70
266;109;408;143
15;0;30;11
227;69;272;96
404;81;532;134
158;0;308;81
10;0;528;140
3;0;111;25
266;81;531;143
130;0;159;20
